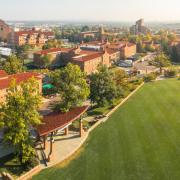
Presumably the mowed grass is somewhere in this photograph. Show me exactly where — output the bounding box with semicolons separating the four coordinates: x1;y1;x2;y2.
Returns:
33;79;180;180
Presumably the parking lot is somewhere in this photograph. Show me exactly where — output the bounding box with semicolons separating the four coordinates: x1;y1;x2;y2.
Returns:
118;53;158;75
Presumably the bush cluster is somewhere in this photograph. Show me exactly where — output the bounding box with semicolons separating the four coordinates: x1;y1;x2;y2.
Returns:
143;73;157;82
164;68;178;78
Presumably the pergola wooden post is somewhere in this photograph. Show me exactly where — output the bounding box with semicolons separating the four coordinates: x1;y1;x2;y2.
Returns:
48;132;54;162
79;117;83;137
37;106;89;163
64;127;69;136
43;135;47;150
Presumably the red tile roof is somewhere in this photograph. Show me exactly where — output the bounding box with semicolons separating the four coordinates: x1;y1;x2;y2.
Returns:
35;48;74;55
15;30;54;37
35;48;62;55
73;52;103;62
106;48;119;55
109;42;136;50
37;106;89;136
0;72;41;90
78;50;99;55
42;31;54;37
0;70;8;78
82;41;107;46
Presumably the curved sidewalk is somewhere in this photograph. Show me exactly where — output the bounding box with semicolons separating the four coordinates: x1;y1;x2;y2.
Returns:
38;82;144;169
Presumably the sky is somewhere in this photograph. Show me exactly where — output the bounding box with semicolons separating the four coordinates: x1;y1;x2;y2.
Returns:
1;0;180;22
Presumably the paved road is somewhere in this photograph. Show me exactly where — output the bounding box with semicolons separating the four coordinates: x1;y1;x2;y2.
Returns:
133;53;158;74
134;60;158;74
119;53;158;74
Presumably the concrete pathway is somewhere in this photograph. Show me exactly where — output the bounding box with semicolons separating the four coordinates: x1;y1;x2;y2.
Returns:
36;83;145;169
37;130;88;168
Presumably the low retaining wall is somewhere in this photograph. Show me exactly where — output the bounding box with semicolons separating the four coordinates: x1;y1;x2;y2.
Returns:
16;82;144;180
17;165;42;180
106;82;144;118
89;82;144;131
46;133;89;168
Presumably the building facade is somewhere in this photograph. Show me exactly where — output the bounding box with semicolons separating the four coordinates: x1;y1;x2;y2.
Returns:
33;40;135;75
130;19;151;35
34;47;76;67
8;30;55;46
0;71;42;103
71;51;110;75
0;19;12;41
108;42;137;59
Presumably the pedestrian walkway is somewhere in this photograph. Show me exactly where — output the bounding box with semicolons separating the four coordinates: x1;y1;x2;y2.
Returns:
36;83;145;169
37;130;88;168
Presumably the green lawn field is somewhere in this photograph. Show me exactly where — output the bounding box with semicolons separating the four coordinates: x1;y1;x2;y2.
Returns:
33;79;180;180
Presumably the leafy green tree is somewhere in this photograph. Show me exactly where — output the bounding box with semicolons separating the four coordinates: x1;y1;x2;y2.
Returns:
2;55;24;74
161;39;169;54
164;67;178;78
169;45;180;63
53;27;62;39
83;36;94;43
90;65;117;107
15;45;31;64
42;44;51;50
42;40;62;50
151;53;171;73
0;78;42;164
145;44;155;52
143;72;157;82
81;26;90;32
50;63;90;112
41;55;51;68
167;33;176;42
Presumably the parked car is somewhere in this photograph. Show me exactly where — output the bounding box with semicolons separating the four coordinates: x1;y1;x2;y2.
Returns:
118;60;133;67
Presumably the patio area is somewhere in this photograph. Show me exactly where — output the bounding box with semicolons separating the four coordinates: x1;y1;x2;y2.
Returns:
37;130;88;167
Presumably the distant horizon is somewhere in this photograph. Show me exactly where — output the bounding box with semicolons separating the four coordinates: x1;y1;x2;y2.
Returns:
2;0;180;23
4;19;180;24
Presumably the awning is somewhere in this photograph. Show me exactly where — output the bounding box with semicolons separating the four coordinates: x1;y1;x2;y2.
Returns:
37;106;88;137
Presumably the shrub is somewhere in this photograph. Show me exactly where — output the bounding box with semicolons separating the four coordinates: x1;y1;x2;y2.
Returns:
116;86;126;98
164;68;178;78
129;78;143;85
143;73;157;82
126;83;137;92
70;120;90;131
24;157;39;171
83;120;90;130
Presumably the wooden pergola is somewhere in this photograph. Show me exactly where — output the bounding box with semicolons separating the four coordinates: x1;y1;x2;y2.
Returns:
37;106;89;161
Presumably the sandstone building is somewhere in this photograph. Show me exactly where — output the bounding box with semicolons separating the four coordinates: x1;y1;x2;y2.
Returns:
0;19;12;41
0;70;42;103
8;30;55;46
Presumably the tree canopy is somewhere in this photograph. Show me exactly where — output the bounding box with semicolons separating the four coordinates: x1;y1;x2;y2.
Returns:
50;63;90;112
2;55;24;74
90;65;117;107
41;55;51;68
151;53;171;73
0;78;42;164
42;39;62;50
